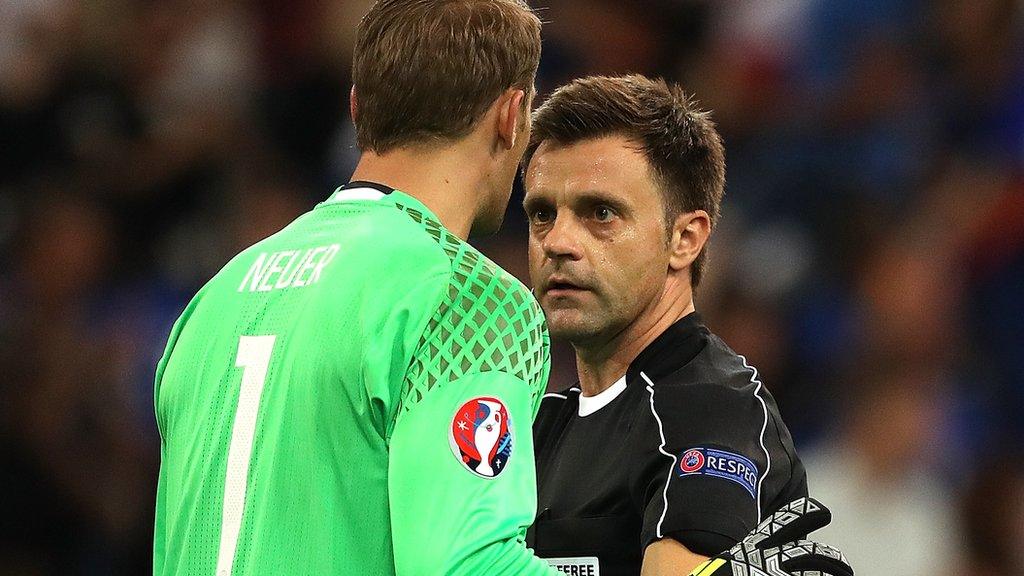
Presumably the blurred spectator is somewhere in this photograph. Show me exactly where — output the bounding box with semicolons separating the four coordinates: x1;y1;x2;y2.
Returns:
802;361;964;576
1;192;156;573
960;458;1024;576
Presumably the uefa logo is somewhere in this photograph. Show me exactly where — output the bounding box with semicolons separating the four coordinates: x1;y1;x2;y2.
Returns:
449;397;514;479
680;448;705;474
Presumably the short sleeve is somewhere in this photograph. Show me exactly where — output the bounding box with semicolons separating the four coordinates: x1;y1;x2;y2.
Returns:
631;380;807;557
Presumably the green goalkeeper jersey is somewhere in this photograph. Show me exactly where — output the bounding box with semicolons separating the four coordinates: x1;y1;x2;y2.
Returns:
153;183;556;576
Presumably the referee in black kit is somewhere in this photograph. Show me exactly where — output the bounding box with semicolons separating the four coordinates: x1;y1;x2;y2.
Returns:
521;76;851;576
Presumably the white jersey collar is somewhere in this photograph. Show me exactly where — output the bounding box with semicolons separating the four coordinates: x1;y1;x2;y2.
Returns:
578;375;627;417
326;187;386;203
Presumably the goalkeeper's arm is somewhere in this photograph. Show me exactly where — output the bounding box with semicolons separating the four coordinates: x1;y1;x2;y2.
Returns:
388;371;557;576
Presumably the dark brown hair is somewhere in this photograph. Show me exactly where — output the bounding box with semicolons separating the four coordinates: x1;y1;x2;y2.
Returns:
524;75;726;287
352;0;541;153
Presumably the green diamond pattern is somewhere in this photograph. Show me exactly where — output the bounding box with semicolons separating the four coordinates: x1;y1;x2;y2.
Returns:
396;202;550;413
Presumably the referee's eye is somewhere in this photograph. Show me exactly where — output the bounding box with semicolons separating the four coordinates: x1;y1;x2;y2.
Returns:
530;209;554;226
593;205;616;223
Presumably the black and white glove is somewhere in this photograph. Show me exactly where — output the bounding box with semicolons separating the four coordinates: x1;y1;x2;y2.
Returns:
687;497;853;576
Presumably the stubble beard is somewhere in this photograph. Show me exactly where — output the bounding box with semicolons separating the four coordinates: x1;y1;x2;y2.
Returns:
545;300;620;348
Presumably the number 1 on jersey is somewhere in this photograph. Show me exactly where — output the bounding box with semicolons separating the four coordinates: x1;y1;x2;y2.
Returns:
217;335;277;576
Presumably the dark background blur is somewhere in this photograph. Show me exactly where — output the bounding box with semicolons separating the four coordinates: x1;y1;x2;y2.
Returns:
1;1;1022;574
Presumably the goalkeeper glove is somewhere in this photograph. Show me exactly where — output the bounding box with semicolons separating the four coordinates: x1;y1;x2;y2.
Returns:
688;497;853;576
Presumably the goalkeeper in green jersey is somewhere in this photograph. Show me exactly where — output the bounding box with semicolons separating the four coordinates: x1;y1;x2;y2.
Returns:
152;1;558;574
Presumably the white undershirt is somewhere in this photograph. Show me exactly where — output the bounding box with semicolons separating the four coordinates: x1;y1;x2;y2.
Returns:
577;375;628;417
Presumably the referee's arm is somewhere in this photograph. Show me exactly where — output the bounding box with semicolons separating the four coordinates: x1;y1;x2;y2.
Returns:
631;378;807;575
641;539;708;575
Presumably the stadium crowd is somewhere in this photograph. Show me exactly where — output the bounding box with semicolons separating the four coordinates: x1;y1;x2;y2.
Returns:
0;0;1021;574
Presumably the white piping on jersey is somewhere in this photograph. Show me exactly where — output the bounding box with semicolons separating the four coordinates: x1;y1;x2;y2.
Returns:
327;187;386;203
640;371;676;540
739;355;771;524
577;375;627;417
543;386;581;401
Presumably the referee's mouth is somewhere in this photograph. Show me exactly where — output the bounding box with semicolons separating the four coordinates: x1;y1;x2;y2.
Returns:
543;277;590;298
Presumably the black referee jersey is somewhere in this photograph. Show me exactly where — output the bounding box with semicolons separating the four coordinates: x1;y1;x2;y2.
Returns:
526;313;807;576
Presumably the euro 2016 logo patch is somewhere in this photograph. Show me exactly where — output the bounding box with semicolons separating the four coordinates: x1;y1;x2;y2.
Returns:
450;397;513;479
678;447;759;499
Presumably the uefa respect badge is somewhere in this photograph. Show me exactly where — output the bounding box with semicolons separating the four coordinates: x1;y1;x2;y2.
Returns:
450;397;513;478
678;447;759;499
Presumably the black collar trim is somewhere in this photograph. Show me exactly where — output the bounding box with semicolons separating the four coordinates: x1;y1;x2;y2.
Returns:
626;312;709;385
340;180;395;195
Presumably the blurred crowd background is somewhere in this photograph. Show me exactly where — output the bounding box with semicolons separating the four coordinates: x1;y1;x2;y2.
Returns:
1;0;1021;574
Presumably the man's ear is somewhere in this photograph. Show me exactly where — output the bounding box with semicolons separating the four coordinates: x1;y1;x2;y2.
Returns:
669;210;711;273
496;88;526;151
350;85;359;122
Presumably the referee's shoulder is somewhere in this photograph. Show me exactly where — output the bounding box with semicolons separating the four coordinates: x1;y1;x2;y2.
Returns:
533;385;579;444
538;384;578;408
542;385;581;401
537;385;580;418
648;332;773;409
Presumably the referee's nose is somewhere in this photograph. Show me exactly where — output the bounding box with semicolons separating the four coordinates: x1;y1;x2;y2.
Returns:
542;210;585;262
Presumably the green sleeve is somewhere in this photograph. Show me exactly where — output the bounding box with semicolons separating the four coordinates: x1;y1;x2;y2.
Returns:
152;284;208;441
152;288;204;576
384;232;553;575
153;440;168;575
389;370;554;575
